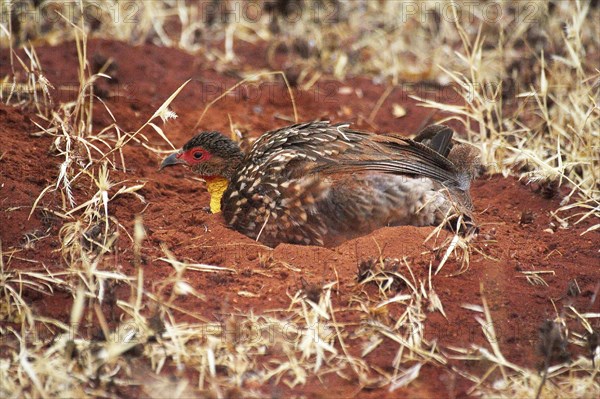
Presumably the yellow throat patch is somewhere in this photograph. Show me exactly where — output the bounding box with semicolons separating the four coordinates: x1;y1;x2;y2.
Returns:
205;177;228;213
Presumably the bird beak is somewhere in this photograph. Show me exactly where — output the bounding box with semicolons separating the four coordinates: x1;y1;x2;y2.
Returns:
160;151;185;171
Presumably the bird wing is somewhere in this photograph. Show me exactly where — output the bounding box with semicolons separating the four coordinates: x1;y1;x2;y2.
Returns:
311;128;461;187
246;121;461;186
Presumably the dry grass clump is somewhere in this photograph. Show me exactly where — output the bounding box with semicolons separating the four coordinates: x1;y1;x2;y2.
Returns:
1;270;374;397
0;241;67;328
2;4;194;397
0;42;53;112
351;253;449;391
453;286;600;399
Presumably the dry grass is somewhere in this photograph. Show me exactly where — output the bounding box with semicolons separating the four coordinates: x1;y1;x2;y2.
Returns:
407;1;599;231
1;0;599;397
353;256;449;391
454;285;599;399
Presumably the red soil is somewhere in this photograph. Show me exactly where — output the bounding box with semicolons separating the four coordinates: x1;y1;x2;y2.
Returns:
1;39;598;398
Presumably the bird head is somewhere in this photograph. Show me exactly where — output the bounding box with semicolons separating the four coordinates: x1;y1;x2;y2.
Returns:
160;131;243;213
160;131;243;178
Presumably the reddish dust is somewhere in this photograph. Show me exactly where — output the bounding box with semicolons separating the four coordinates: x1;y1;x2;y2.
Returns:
1;39;598;398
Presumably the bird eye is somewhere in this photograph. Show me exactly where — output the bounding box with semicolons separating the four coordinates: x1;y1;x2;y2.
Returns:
193;151;203;160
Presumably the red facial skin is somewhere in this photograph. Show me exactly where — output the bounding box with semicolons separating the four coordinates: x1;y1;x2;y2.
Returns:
177;147;222;183
178;147;213;165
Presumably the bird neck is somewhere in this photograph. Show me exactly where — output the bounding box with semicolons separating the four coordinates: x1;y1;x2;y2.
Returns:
205;176;229;213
